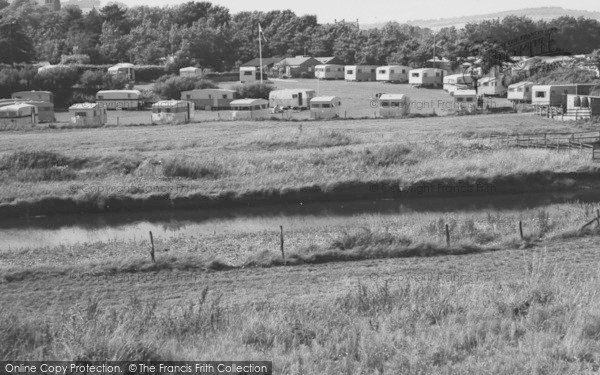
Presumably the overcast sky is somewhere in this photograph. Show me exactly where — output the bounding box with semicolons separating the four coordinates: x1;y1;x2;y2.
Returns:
115;0;600;23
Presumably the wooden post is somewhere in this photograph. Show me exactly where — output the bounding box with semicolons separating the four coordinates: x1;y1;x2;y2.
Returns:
117;117;119;126
445;224;450;247
596;210;600;226
149;231;155;263
519;221;524;240
280;225;285;264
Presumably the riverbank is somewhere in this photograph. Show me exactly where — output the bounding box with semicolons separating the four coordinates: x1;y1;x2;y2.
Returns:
0;114;598;219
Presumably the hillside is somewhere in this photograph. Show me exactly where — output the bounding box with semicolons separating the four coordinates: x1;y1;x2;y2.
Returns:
362;7;600;30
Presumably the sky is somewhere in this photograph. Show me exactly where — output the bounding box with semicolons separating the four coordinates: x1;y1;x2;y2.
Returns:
113;0;600;23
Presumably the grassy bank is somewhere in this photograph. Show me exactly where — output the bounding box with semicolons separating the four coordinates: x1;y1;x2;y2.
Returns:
3;254;600;373
0;114;598;218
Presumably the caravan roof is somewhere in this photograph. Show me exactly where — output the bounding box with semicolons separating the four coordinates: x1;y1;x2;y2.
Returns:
70;103;99;110
311;96;340;103
453;90;477;97
379;94;408;100
231;99;268;106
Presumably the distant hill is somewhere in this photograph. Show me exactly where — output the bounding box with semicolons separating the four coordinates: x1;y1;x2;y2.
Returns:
362;7;600;30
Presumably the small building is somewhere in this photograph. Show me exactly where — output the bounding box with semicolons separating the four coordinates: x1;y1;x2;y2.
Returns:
11;90;54;104
0;99;55;123
507;81;535;103
96;90;143;110
180;89;236;110
241;57;282;78
230;99;269;120
453;90;478;112
532;84;596;107
179;67;202;78
315;65;345;80
108;63;135;81
376;65;411;83
310;96;341;119
274;56;321;78
378;94;410;117
0;103;37;128
240;66;258;83
345;65;377;82
563;94;600;121
477;76;508;97
443;74;473;94
269;89;316;109
68;103;107;127
409;68;445;88
151;100;194;124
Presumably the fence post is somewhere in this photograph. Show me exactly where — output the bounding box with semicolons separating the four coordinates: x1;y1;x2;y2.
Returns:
445;224;450;247
280;225;286;265
149;231;155;263
519;221;524;241
597;210;600;226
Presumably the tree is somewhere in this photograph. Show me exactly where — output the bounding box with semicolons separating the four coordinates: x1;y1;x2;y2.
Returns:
152;75;216;99
0;17;35;64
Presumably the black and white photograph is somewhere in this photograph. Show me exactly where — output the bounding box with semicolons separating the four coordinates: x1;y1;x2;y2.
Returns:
2;0;600;373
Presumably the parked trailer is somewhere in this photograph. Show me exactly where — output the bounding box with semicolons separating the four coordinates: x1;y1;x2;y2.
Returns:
478;76;508;97
532;84;596;108
230;99;270;120
376;65;410;83
0;103;37;128
507;81;534;103
69;103;107;127
0;99;55;122
269;89;316;109
180;67;202;77
96;90;143;110
11;90;54;104
108;63;135;81
152;100;195;124
453;90;478;112
443;73;473;94
181;89;236;110
345;65;377;82
378;94;410;117
315;64;345;80
409;68;445;88
310;96;341;119
240;67;258;83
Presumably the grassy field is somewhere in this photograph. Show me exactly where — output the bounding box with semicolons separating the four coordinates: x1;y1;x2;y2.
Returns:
0;112;597;217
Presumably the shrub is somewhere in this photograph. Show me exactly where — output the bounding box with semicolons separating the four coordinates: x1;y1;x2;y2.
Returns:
31;66;79;108
134;65;168;83
153;76;217;100
234;83;274;100
78;70;128;95
162;157;225;179
0;151;79;170
60;54;91;65
363;144;415;167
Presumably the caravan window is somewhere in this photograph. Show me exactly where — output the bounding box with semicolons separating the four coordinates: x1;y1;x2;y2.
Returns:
322;103;331;108
379;70;386;74
423;73;428;78
525;87;530;92
347;70;354;74
435;72;440;77
326;68;330;72
381;101;390;108
535;92;546;98
391;101;400;108
402;69;406;73
186;95;191;99
456;98;464;102
222;94;228;99
98;95;104;99
357;69;362;73
244;71;253;76
75;111;87;117
371;69;376;73
412;73;419;77
466;97;473;102
311;104;320;108
390;69;395;74
292;94;298;99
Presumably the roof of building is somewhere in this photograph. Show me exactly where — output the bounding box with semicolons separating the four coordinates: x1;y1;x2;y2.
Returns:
276;56;320;66
379;94;408;100
180;67;201;71
453;90;477;97
96;90;142;96
241;57;282;67
152;100;191;107
378;65;411;69
69;103;99;110
109;63;134;69
316;57;343;64
311;96;340;103
0;103;36;112
181;88;236;94
231;99;269;105
508;81;535;88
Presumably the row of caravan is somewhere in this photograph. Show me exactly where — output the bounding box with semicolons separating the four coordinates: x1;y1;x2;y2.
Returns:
506;82;598;106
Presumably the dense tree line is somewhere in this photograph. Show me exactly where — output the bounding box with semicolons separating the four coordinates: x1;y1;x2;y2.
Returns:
2;0;600;71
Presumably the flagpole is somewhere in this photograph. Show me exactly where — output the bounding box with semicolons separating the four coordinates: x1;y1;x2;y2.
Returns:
259;25;263;84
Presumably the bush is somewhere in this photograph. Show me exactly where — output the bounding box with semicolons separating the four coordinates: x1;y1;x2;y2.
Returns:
0;65;37;98
135;65;168;83
31;66;79;108
153;76;217;100
162;157;225;179
78;70;128;96
234;83;274;100
60;54;91;65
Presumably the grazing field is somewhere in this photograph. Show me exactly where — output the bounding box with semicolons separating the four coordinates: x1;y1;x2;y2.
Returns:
0;113;597;218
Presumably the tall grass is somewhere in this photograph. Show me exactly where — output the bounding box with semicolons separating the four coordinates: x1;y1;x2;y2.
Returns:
162;157;226;179
3;256;600;374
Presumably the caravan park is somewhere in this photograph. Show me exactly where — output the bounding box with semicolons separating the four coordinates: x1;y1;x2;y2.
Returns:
4;0;600;373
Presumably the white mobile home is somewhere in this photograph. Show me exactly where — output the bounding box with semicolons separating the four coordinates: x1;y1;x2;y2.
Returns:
345;65;377;82
96;90;143;110
378;94;410;117
269;89;316;109
181;89;236;110
315;64;345;80
69;103;107;127
531;84;596;107
0;99;55;123
563;94;600;121
507;81;534;103
152;100;195;124
0;103;37;128
376;65;410;83
409;68;444;88
310;96;341;119
11;90;54;104
477;76;507;97
443;74;473;94
240;67;258;83
230;99;269;120
453;90;478;111
179;67;202;78
108;63;135;81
